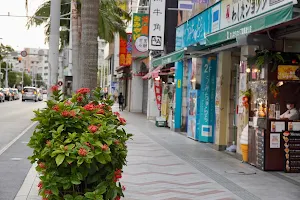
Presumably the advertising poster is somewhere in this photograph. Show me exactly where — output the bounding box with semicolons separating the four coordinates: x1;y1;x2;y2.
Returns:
198;56;217;142
154;79;162;110
132;13;149;58
270;133;280;148
119;33;132;66
278;65;300;80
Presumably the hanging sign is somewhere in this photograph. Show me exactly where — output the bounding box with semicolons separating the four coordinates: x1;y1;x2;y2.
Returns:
119;33;132;66
154;79;162;110
149;0;166;51
132;13;149;58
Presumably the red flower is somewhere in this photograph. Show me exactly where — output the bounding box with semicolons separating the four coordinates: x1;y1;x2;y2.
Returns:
102;144;109;151
76;88;90;95
84;104;95;111
46;140;51;147
78;148;87;157
61;110;70;117
113;112;120;116
115;196;120;200
88;125;98;133
122;185;126;191
64;101;72;106
118;117;126;125
69;110;76;117
38;162;46;169
52;105;59;111
51;85;59;92
45;190;52;195
77;95;83;102
113;169;122;182
64;146;68;151
42;198;48;200
38;181;43;190
85;142;91;147
97;109;105;115
114;140;120;145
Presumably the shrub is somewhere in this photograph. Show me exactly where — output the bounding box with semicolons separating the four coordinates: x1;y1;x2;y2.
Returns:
28;87;132;200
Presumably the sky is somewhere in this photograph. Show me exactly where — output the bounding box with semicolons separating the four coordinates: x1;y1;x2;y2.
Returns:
0;0;48;51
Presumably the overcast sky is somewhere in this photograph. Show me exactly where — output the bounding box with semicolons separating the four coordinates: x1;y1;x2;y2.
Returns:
0;0;48;51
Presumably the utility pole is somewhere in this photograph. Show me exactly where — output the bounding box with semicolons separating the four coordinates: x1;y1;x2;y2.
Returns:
5;61;8;88
48;0;61;94
0;60;2;88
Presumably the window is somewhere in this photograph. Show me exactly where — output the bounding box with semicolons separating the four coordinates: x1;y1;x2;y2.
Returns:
44;73;48;76
44;67;48;70
45;60;48;63
31;61;34;64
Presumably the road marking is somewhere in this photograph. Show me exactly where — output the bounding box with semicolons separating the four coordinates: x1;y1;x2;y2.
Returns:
10;158;23;161
0;121;38;156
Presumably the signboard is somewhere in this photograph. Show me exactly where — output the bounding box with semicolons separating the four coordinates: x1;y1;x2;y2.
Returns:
21;51;27;57
206;4;293;46
283;131;300;173
149;0;166;50
132;13;149;58
119;33;132;66
154;79;162;110
175;24;185;51
178;1;193;11
192;0;208;3
220;0;295;30
198;56;217;143
278;65;300;80
211;3;220;33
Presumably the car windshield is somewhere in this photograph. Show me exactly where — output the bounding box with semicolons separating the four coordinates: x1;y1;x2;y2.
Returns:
24;88;35;93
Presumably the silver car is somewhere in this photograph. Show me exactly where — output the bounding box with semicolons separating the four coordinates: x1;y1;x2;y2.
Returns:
22;87;38;102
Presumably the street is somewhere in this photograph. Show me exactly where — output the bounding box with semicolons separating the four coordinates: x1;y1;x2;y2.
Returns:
0;97;45;200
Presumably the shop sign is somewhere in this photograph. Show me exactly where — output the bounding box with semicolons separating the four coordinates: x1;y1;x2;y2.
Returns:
206;4;293;46
178;1;194;11
132;13;149;58
192;0;208;3
175;24;185;51
149;0;166;51
220;0;295;30
154;79;162;110
119;33;132;66
152;49;185;67
198;56;217;143
211;2;221;33
278;65;300;81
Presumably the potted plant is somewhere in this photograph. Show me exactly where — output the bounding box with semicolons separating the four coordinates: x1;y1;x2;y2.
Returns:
28;86;132;200
241;89;251;109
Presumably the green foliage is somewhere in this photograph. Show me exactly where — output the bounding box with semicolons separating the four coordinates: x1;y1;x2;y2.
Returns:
8;71;17;87
0;43;14;61
28;87;132;200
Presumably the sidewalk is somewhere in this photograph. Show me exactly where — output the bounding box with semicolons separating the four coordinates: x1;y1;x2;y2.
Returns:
15;109;300;200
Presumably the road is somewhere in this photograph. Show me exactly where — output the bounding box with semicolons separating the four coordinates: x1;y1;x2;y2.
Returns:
0;96;45;200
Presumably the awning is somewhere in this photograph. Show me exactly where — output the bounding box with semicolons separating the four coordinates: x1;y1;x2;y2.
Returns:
152;49;185;68
142;65;163;80
206;3;293;46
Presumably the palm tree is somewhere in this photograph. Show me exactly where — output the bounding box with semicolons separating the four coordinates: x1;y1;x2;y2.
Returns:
26;0;130;91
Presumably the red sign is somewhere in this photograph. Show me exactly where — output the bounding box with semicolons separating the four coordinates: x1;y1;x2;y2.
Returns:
119;33;132;66
154;79;162;110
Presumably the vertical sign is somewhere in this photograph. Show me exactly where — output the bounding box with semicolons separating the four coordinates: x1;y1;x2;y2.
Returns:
211;2;220;33
198;56;217;143
149;0;166;51
132;13;149;58
154;79;162;110
119;33;132;66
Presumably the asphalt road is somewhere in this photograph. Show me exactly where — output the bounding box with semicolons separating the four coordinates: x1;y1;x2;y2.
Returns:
0;96;46;200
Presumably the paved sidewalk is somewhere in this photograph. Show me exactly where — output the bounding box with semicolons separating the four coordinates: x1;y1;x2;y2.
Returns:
15;110;300;200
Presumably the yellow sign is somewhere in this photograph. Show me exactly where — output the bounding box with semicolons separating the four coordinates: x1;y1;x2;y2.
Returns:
278;65;300;80
177;80;181;88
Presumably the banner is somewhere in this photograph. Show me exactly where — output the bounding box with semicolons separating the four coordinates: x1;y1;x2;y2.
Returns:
119;33;132;66
132;13;149;58
278;65;300;80
154;79;162;110
149;0;166;50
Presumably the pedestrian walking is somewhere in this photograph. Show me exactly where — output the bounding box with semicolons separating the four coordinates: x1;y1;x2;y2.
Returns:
118;93;125;111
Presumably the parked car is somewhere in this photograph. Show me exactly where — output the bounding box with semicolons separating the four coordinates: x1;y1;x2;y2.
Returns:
37;89;43;101
22;87;38;102
0;90;5;102
10;88;20;100
2;88;13;101
42;89;47;94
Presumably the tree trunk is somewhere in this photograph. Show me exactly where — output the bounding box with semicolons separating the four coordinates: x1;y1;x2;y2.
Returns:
71;0;80;92
79;0;99;90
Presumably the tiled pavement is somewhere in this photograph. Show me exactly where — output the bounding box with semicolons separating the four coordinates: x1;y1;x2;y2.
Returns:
15;107;300;200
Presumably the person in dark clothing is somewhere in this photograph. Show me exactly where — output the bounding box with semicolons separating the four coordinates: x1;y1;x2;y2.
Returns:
118;93;125;111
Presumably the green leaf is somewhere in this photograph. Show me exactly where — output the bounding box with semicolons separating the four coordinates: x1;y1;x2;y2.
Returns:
64;138;73;144
103;139;112;146
56;154;65;166
57;124;64;134
74;196;84;200
64;194;74;200
77;172;83;180
84;192;95;199
103;154;111;162
95;183;107;194
95;141;103;147
71;175;81;185
50;185;59;196
95;154;106;164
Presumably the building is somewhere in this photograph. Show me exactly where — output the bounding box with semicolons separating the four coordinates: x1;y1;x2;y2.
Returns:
98;37;107;89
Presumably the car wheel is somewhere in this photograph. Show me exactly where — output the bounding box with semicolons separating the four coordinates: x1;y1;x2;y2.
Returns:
35;99;38;102
22;99;25;102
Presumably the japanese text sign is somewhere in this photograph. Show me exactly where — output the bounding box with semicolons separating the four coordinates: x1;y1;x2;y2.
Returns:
132;13;149;58
119;33;132;67
149;0;166;51
154;79;162;110
220;0;294;30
